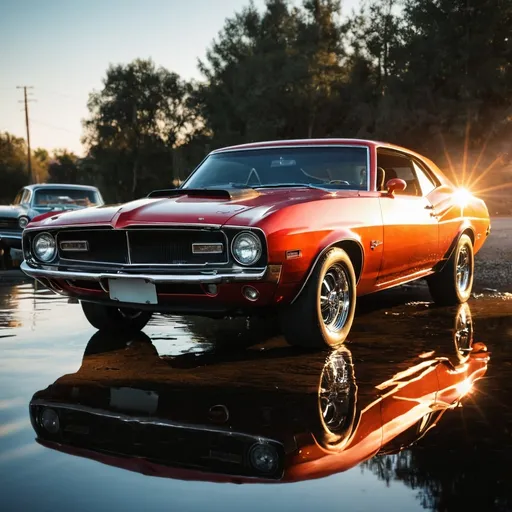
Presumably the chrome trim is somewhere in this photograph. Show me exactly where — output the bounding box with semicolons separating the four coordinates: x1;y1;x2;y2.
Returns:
23;223;114;233
59;240;89;252
183;144;371;192
23;222;224;232
231;231;263;267
21;261;268;284
125;231;132;265
0;232;22;240
30;399;282;447
192;243;224;254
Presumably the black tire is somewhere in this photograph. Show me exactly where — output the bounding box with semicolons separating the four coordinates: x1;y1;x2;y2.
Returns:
279;248;357;348
81;301;152;333
428;234;474;306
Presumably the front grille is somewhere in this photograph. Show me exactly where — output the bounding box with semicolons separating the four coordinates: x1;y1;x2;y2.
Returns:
129;230;227;265
58;230;128;263
45;408;284;479
0;218;20;230
56;228;228;266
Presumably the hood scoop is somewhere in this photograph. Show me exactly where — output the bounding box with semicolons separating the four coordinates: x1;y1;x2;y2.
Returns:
147;188;260;201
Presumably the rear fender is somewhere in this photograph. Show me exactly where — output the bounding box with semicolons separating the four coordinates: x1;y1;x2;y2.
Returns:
433;222;475;273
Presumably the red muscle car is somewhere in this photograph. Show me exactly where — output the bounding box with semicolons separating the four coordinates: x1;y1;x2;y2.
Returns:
28;303;489;483
20;139;491;347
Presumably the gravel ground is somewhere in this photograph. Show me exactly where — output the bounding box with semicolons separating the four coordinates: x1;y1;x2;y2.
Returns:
474;216;512;292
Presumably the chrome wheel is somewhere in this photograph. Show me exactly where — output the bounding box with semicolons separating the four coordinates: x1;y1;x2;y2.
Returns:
454;303;473;361
320;264;351;332
456;245;471;293
318;348;355;435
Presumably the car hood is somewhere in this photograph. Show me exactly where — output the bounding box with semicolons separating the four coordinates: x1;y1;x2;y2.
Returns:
0;205;26;219
27;188;356;229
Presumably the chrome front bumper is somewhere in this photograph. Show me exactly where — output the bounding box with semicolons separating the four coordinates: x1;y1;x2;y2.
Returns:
20;260;269;284
0;231;22;247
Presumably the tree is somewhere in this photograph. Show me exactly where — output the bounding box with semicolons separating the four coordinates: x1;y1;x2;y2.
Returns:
48;150;79;183
195;0;353;146
33;148;50;183
0;132;29;203
83;59;192;201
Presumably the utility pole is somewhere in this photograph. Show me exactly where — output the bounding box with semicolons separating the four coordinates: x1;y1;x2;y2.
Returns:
17;86;34;184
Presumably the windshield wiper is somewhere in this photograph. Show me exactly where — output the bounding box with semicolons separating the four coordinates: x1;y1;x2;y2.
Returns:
255;183;327;191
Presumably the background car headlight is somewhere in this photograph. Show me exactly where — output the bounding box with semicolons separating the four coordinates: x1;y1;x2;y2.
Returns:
231;231;262;265
33;233;56;262
248;443;279;474
18;216;29;229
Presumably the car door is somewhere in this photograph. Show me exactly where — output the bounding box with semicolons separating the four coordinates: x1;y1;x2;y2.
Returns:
377;149;439;284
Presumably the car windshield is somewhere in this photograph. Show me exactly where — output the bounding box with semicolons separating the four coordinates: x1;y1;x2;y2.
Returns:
183;146;369;191
33;188;101;207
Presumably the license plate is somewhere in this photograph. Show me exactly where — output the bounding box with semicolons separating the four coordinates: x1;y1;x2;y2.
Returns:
109;387;159;414
108;278;158;304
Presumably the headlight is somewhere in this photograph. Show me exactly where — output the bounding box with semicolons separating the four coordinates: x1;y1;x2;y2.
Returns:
40;408;60;434
18;216;29;229
231;231;262;266
33;232;56;262
248;443;279;474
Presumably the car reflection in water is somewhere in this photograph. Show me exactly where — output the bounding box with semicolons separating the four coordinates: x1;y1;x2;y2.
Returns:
29;303;489;484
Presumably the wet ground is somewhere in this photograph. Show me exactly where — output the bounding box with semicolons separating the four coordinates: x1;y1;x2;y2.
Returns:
1;272;512;512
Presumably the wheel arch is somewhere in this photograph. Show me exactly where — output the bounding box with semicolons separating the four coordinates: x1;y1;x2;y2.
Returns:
291;238;364;304
434;224;475;273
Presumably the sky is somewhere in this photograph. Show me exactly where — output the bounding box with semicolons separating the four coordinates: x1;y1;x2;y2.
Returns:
0;0;360;156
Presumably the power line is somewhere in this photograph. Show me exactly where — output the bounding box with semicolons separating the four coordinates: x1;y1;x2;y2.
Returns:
36;87;84;101
30;118;82;135
16;86;35;184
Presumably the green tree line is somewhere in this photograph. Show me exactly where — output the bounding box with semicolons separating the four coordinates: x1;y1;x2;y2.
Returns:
1;0;511;204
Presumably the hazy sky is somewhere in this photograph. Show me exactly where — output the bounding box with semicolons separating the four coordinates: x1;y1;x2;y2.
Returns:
0;0;360;156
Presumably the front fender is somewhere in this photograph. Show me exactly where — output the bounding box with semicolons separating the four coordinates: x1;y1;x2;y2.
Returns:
289;231;364;304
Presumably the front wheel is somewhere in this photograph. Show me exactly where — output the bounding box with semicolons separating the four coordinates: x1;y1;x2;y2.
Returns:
427;234;474;306
279;248;357;348
81;301;152;333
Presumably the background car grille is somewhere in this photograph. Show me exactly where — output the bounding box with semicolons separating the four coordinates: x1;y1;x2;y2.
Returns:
57;228;227;265
0;218;20;231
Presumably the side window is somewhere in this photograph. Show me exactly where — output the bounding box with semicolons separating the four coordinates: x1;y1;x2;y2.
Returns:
13;190;23;205
412;160;436;196
21;189;31;204
376;149;421;196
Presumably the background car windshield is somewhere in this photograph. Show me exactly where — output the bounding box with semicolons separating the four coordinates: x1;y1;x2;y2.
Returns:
183;146;369;190
33;189;100;207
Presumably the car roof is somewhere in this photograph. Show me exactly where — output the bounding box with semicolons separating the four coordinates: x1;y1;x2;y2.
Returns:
212;138;394;152
24;183;100;192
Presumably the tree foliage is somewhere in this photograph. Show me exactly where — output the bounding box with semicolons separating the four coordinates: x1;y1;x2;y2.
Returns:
0;133;29;203
1;0;511;204
82;58;192;201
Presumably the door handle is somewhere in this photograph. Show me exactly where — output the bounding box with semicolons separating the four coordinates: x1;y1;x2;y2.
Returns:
424;204;434;209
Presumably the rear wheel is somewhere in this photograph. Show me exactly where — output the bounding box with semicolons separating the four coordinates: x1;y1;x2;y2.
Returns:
428;234;474;306
279;248;357;348
81;301;152;333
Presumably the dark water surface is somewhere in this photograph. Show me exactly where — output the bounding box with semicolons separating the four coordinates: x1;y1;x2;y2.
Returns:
1;275;511;512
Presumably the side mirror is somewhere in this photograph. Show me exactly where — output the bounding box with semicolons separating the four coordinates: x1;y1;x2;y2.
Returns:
386;178;407;196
